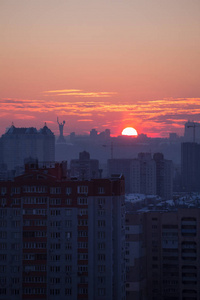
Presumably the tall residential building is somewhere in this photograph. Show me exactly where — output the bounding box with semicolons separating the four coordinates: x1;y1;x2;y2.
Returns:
125;196;200;300
70;151;99;180
181;142;200;192
130;153;156;195
0;161;126;300
129;153;173;199
153;153;173;200
107;159;132;193
0;124;55;170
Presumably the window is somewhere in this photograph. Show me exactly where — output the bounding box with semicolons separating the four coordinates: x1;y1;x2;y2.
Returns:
0;187;7;195
98;198;105;205
78;219;88;226
50;255;60;261
50;266;60;272
98;209;105;216
66;187;72;195
98;187;105;194
50;187;61;194
23;186;47;193
78;265;88;273
11;187;20;194
78;287;88;294
50;221;61;227
0;232;7;239
65;288;72;295
78;231;88;237
65;265;72;272
79;209;88;216
65;254;72;261
98;242;105;250
98;231;105;239
98;265;106;273
50;278;60;284
65;220;72;227
50;210;60;216
77;198;88;205
98;288;105;296
98;254;106;261
0;199;6;206
77;186;88;194
50;243;60;250
50;289;60;295
78;242;88;249
50;232;61;238
65;198;72;205
50;198;61;205
98;220;106;227
11;198;20;205
78;253;88;260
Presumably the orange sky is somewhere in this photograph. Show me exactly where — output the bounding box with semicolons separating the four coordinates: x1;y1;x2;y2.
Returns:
0;0;200;137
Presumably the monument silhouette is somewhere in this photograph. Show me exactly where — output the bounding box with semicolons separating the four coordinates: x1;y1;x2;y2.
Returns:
57;117;66;143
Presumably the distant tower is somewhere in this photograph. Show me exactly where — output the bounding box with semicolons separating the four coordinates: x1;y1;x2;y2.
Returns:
57;117;66;143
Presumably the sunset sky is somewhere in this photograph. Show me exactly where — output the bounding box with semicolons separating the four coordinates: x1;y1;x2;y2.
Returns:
0;0;200;137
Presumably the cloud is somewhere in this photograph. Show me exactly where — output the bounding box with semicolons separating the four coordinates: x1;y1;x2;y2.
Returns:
1;97;200;137
77;119;93;122
13;114;36;120
43;89;117;98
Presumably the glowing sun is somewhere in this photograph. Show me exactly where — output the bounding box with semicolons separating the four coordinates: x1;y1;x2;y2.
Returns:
122;127;138;136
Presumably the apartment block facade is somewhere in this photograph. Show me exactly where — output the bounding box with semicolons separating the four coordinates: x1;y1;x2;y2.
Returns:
108;153;173;199
125;200;200;300
0;162;126;300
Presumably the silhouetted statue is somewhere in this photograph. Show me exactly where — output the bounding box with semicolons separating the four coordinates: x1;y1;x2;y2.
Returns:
57;117;66;143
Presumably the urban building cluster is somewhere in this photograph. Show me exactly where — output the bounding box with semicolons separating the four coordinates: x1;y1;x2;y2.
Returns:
108;152;173;199
0;121;199;300
125;194;200;300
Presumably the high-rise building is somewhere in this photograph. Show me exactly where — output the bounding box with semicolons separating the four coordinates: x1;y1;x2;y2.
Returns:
125;196;200;300
130;153;156;195
70;151;99;180
107;159;132;193
0;162;126;300
181;142;200;192
109;153;173;198
153;153;173;200
0;124;55;170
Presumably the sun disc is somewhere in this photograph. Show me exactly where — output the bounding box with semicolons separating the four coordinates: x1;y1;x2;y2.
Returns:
122;127;138;136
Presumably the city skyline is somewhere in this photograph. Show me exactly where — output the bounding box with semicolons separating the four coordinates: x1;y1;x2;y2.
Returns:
0;0;200;137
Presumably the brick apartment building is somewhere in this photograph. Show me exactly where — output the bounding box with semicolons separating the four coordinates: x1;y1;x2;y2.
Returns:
0;161;126;300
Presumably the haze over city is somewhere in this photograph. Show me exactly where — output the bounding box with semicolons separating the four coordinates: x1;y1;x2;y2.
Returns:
1;0;200;137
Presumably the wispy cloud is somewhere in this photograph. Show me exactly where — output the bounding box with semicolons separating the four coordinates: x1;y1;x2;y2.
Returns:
43;89;117;98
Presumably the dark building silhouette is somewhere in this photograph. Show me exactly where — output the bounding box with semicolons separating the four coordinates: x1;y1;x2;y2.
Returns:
70;151;99;180
0;162;126;300
107;159;132;193
181;142;200;192
109;153;173;199
0;124;55;170
153;153;173;200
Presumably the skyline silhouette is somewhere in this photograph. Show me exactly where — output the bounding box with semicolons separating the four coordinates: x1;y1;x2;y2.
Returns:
0;0;200;137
